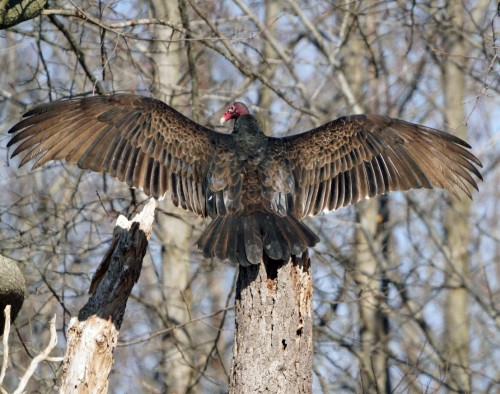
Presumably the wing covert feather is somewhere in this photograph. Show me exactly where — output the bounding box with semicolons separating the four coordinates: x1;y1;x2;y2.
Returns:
8;94;223;216
279;114;482;219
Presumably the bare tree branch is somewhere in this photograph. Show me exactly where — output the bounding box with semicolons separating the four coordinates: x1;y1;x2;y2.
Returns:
13;314;60;394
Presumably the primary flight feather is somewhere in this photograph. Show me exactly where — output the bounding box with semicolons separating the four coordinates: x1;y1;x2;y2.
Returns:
8;94;482;265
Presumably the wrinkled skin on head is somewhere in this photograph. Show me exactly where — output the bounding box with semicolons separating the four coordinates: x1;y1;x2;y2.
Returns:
220;102;250;125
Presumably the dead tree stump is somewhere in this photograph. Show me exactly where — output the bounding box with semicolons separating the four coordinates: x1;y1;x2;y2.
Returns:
59;199;156;393
229;252;313;393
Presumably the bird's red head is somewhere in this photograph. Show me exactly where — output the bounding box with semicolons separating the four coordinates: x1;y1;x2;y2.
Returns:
220;102;250;125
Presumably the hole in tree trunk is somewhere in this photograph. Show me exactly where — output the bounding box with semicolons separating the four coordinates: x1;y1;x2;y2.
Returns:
264;256;285;280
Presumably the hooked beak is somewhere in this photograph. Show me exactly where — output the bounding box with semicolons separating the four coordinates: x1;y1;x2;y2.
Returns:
220;116;227;126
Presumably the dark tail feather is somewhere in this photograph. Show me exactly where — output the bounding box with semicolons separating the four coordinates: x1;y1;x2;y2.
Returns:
197;212;319;266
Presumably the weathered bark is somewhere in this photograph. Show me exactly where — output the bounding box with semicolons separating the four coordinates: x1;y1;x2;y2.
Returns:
0;255;25;331
0;0;47;30
442;2;472;391
59;199;156;393
229;253;313;394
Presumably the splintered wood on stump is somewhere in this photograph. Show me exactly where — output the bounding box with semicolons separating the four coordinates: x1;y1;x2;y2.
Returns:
60;199;156;393
229;252;313;394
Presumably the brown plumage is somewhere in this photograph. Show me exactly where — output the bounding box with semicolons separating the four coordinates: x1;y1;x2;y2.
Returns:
7;94;482;265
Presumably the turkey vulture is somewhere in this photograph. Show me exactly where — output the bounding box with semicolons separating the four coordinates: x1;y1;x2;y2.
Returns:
7;95;482;265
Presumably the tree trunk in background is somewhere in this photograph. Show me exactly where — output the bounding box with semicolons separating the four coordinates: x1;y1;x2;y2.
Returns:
229;254;313;393
354;201;390;393
442;3;471;391
345;2;391;391
150;1;194;392
256;0;279;131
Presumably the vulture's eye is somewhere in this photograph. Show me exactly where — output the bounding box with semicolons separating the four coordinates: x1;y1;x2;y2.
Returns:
229;106;235;113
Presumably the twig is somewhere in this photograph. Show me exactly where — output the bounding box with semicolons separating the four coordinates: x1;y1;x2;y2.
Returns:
187;0;315;116
117;306;234;347
48;14;105;95
287;0;363;114
232;0;308;102
13;314;59;394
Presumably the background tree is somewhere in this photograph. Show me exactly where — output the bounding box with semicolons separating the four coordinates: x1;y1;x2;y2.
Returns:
0;1;498;392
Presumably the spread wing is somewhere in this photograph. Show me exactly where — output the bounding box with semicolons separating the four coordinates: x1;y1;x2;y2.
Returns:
7;94;223;216
279;114;482;220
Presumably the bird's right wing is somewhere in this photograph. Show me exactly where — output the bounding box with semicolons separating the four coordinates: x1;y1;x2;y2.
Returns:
277;114;482;220
8;94;225;216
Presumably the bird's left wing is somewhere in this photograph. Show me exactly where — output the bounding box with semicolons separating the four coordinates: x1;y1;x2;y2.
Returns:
275;114;482;220
8;94;222;216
